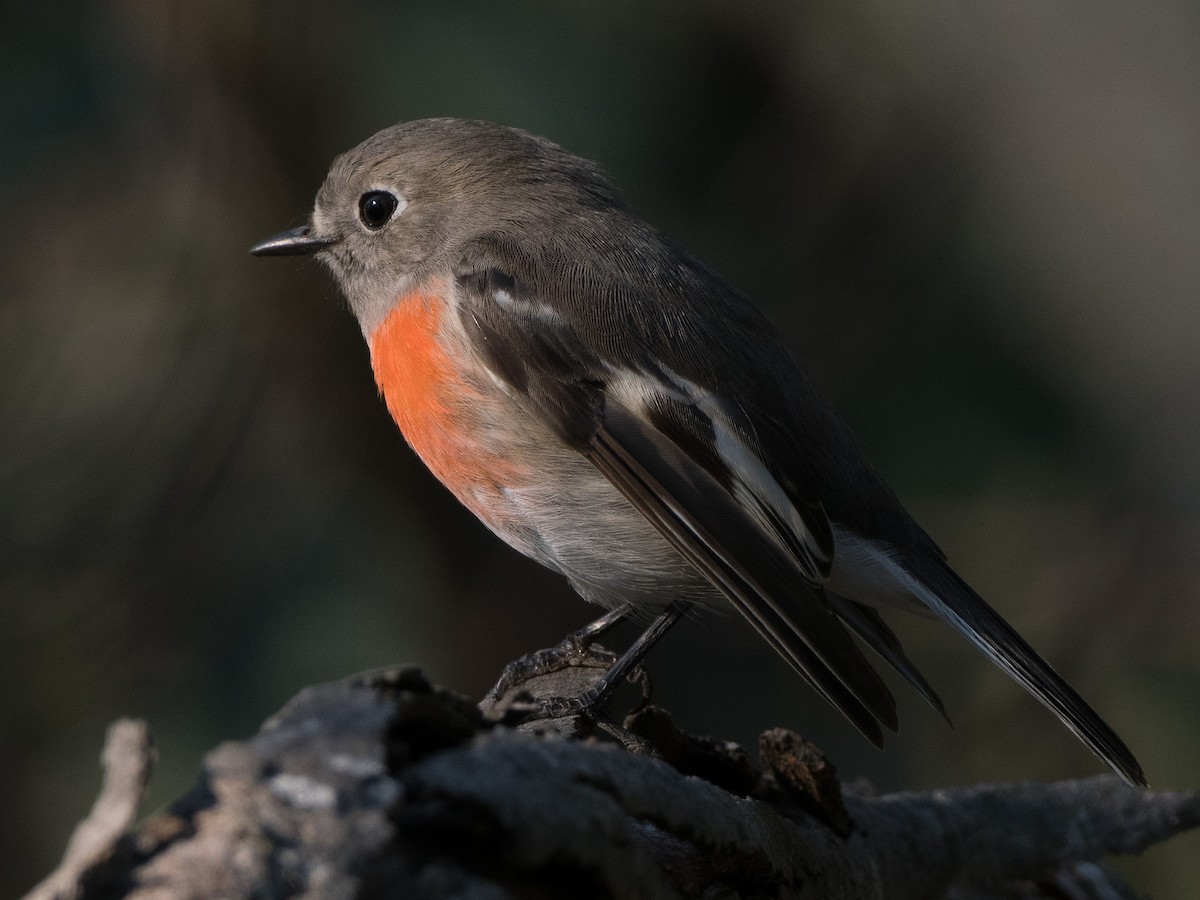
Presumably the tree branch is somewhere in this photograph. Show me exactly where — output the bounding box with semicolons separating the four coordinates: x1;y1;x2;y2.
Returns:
25;659;1198;899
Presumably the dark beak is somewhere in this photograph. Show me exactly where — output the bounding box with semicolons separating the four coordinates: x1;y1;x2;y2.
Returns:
249;225;335;257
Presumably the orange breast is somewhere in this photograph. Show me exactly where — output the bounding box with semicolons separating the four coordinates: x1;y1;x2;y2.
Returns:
369;284;520;518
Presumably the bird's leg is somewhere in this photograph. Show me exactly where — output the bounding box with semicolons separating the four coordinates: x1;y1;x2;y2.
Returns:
563;602;684;714
486;605;631;702
568;604;631;643
501;603;686;720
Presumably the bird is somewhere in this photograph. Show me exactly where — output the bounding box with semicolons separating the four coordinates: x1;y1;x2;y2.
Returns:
250;117;1145;786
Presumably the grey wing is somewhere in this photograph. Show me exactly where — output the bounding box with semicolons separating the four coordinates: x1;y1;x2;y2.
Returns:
455;261;909;745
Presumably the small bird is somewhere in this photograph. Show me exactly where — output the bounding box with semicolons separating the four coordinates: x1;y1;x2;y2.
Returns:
251;118;1144;786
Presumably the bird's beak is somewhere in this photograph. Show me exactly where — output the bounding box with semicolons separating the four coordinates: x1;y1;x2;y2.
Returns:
249;225;336;257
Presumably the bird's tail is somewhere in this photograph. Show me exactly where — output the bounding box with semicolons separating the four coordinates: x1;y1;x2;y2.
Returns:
910;557;1145;787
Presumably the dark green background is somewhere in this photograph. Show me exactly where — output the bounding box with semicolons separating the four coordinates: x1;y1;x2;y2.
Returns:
4;2;1198;894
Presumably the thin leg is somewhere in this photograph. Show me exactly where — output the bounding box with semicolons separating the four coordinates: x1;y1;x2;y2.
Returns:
580;602;684;709
570;605;631;643
487;605;633;701
538;603;686;717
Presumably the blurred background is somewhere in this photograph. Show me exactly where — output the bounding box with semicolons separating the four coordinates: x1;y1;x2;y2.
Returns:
3;0;1198;894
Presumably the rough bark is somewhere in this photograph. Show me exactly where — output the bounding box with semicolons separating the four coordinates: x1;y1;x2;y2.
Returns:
25;656;1198;900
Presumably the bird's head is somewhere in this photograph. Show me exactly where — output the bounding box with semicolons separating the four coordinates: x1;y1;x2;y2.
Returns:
250;118;625;336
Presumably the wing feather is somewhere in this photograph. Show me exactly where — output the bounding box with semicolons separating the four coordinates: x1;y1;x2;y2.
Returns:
588;416;895;743
829;595;947;720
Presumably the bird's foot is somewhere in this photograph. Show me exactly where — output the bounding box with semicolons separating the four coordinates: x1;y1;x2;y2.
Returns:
482;634;623;724
483;604;676;727
518;663;653;719
482;642;656;729
486;630;619;704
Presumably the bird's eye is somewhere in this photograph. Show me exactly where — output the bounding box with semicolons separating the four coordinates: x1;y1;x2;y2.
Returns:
359;191;399;230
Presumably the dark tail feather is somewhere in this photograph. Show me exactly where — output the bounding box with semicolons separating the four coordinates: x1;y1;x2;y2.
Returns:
911;559;1145;787
831;595;949;723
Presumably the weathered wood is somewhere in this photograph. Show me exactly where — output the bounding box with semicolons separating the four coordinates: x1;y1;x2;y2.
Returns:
26;660;1198;899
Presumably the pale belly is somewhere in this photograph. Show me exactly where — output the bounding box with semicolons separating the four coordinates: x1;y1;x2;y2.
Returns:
472;440;722;613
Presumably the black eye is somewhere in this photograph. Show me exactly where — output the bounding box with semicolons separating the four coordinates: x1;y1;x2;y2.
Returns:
359;191;399;229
